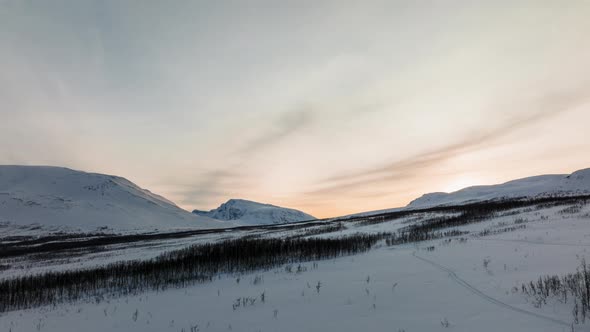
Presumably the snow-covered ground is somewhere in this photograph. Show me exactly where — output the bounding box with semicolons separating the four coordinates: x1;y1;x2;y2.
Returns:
2;198;590;332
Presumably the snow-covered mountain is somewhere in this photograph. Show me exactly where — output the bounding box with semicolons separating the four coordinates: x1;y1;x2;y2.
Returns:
0;165;227;232
193;199;315;225
408;168;590;209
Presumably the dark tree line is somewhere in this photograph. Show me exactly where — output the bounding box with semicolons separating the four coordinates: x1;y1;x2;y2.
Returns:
290;222;346;238
345;195;590;228
377;196;590;240
385;229;468;246
477;224;526;237
0;220;330;259
0;234;385;312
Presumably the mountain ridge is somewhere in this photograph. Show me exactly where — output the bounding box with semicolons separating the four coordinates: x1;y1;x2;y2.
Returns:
407;168;590;209
0;165;227;231
193;198;315;225
341;168;590;219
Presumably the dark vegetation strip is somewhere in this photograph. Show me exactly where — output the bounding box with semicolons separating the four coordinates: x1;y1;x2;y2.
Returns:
477;224;527;237
0;234;385;312
385;229;469;246
0;222;469;313
352;195;590;227
0;220;329;259
289;222;346;239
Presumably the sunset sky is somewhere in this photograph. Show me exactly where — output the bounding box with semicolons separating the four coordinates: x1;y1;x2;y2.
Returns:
2;1;590;218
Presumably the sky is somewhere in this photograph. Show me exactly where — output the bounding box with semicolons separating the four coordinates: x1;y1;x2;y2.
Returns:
2;1;590;218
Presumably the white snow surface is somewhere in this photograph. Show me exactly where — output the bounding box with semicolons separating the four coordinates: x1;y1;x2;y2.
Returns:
0;165;228;231
193;198;315;225
4;202;590;331
409;168;590;209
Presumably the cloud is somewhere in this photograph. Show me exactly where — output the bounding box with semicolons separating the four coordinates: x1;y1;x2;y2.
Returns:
309;84;590;196
166;169;245;208
238;106;313;154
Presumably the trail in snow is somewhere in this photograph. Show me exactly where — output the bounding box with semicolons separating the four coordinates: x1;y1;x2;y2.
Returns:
411;252;571;328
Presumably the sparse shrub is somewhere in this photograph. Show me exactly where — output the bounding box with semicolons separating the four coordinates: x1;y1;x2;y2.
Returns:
132;309;138;322
483;258;491;269
252;275;263;285
296;264;307;274
232;297;257;310
521;258;590;325
559;205;584;215
476;224;526;237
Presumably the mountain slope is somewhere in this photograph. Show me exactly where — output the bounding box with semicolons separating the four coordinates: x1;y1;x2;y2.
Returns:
193;199;315;225
0;165;227;231
408;168;590;209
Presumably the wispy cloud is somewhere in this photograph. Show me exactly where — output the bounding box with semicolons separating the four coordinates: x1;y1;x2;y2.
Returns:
309;85;590;197
174;106;315;208
166;169;247;209
3;1;590;218
237;106;314;155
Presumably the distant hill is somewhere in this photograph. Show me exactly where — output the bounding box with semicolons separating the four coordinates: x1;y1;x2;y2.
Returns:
0;165;227;232
408;168;590;208
343;168;590;219
193;198;315;225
